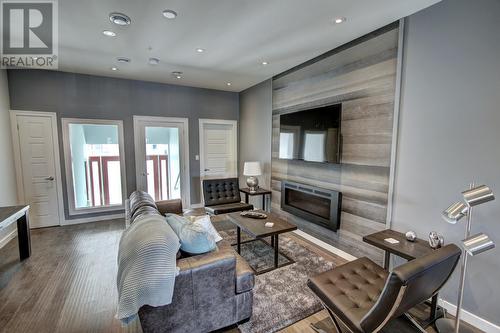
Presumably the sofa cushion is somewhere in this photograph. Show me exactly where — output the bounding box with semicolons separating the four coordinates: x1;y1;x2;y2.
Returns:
205;202;254;215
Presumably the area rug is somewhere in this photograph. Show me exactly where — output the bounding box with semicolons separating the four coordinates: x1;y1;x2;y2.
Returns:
218;229;336;333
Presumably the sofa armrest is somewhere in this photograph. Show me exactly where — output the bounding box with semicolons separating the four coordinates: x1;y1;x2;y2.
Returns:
156;199;183;215
177;248;238;302
235;253;255;293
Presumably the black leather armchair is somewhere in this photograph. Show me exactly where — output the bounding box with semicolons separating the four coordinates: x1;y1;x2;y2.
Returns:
202;178;253;215
307;244;461;333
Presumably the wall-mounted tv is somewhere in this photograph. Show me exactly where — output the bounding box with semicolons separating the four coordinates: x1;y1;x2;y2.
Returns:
278;104;341;163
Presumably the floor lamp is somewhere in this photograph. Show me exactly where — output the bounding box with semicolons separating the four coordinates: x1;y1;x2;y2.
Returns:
436;184;495;333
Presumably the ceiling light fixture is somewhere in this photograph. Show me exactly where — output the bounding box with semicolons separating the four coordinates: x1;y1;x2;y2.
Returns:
149;57;160;65
196;48;205;53
109;12;131;26
172;71;182;79
261;61;268;65
117;57;130;63
162;9;177;19
226;82;232;86
102;30;116;37
111;67;118;71
334;17;346;24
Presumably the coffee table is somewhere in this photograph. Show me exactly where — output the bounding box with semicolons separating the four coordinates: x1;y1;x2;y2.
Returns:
227;210;297;274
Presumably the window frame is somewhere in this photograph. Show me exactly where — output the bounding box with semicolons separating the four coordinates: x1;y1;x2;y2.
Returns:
61;118;127;216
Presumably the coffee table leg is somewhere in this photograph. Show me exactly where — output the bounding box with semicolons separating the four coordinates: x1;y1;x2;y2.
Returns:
262;195;266;211
274;234;279;268
237;226;241;254
17;211;31;260
384;251;390;270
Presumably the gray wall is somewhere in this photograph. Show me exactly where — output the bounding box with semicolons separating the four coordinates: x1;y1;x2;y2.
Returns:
7;70;239;219
392;0;500;325
0;70;18;243
238;79;272;209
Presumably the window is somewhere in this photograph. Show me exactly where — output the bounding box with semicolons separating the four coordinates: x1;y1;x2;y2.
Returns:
303;131;326;162
62;119;126;215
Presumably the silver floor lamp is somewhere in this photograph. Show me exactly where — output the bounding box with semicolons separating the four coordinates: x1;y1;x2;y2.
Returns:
436;184;495;333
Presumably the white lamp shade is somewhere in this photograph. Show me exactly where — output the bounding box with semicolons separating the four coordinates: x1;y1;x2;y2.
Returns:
243;162;262;176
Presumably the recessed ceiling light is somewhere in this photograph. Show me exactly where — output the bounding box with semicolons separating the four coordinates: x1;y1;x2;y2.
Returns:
226;82;232;86
102;30;116;37
172;71;182;79
196;48;205;53
111;67;118;71
334;17;346;24
149;57;160;65
109;12;131;26
117;57;130;63
163;9;177;19
261;61;268;65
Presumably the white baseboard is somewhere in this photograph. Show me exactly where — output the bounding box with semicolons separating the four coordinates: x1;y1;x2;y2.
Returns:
190;203;203;209
0;228;17;248
438;299;500;333
62;213;125;226
292;229;357;262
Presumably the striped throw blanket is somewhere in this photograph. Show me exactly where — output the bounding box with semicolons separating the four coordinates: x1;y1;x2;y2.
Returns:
116;215;180;324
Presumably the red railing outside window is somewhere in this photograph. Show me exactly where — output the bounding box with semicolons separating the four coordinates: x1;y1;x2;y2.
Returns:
86;156;121;206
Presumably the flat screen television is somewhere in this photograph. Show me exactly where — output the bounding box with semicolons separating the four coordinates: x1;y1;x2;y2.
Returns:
278;104;341;163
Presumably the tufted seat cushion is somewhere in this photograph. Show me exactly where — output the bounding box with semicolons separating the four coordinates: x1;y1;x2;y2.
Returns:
307;257;387;333
205;202;254;215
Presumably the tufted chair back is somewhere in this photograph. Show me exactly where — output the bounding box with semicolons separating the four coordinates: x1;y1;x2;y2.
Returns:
202;178;242;206
360;244;461;332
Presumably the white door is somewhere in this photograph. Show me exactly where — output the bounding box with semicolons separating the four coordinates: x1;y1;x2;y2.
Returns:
14;114;61;228
199;119;237;179
133;116;190;208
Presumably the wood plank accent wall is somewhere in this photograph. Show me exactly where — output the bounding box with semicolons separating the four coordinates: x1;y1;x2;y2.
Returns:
271;25;399;262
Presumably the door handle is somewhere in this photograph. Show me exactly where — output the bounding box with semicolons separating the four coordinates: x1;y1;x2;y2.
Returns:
204;169;210;172
45;176;54;181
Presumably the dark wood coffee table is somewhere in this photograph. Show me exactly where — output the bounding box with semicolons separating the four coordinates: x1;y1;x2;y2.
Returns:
227;210;297;274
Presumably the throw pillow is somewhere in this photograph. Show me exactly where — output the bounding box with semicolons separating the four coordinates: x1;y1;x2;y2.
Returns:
192;215;223;242
178;222;216;254
165;214;217;254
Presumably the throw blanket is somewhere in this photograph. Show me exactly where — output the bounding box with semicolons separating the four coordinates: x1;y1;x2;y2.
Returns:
116;215;180;323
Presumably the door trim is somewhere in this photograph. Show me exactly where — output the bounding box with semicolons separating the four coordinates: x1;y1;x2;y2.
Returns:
61;118;128;216
133;116;191;208
10;110;64;226
199;119;238;179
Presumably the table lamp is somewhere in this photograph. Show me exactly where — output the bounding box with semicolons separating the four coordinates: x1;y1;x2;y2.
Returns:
243;162;262;193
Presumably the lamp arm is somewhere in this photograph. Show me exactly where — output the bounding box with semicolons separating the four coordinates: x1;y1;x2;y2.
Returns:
454;202;473;333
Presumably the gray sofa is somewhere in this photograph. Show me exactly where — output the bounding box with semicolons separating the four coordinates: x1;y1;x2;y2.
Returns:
124;191;254;333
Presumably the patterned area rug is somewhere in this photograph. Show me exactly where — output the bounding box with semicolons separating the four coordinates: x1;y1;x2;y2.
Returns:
219;229;335;333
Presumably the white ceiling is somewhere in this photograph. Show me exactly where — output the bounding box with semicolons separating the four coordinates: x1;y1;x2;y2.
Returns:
57;0;440;92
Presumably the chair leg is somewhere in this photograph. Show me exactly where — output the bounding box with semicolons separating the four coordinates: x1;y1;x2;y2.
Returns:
315;301;343;333
403;313;427;333
310;322;329;333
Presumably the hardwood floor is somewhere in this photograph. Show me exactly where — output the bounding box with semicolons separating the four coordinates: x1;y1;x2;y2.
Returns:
0;218;482;333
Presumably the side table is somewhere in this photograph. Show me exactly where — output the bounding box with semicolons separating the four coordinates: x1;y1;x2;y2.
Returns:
363;229;444;328
239;187;272;211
